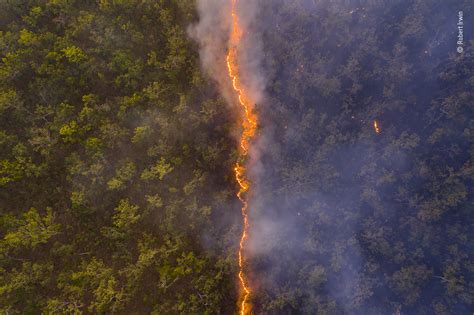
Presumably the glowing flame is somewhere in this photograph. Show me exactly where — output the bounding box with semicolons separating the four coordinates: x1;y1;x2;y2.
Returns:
226;0;257;314
373;119;381;134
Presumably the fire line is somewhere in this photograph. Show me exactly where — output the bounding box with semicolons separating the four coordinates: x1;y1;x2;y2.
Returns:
226;0;257;314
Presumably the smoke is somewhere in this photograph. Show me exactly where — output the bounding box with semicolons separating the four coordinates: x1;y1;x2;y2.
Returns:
189;0;270;261
188;1;230;93
190;0;472;314
188;0;266;108
189;0;269;306
189;0;268;191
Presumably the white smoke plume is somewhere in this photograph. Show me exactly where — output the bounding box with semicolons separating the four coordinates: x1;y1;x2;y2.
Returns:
188;0;266;108
189;0;270;305
188;0;268;245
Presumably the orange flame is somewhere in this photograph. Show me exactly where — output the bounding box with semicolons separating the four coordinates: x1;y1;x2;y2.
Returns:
373;120;381;134
226;0;257;314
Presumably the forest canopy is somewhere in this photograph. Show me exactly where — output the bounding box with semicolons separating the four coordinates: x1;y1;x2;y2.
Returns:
0;0;473;314
0;0;239;313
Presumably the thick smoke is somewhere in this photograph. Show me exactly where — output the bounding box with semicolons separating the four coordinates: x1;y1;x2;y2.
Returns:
189;0;266;108
189;0;267;188
188;1;230;94
189;0;270;301
189;0;269;266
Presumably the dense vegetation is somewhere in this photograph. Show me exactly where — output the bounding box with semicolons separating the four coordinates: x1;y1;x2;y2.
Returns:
0;0;472;314
0;1;239;313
